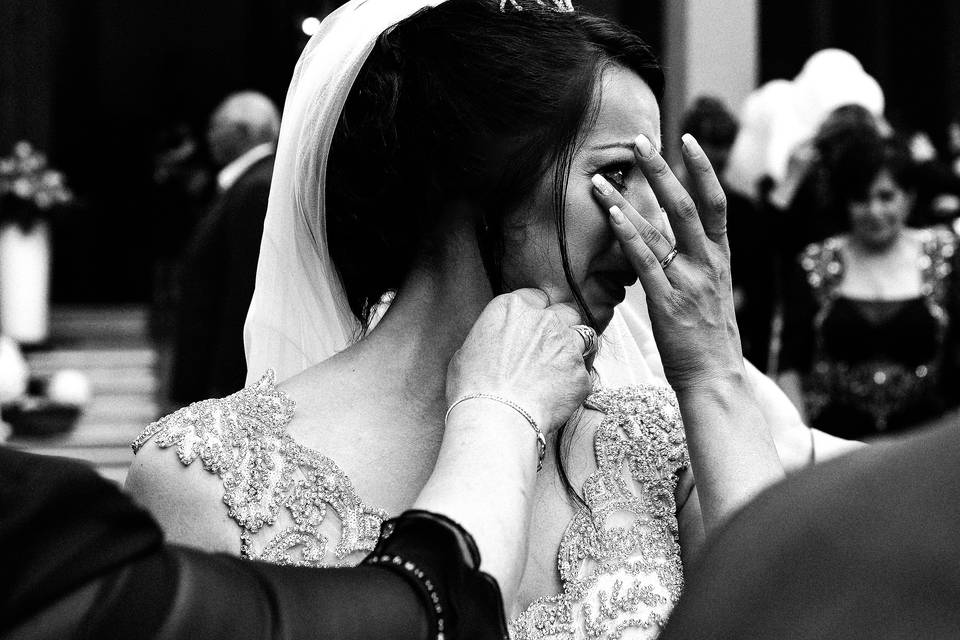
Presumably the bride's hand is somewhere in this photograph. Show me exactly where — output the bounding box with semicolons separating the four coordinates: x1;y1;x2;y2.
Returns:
592;133;743;394
446;288;593;435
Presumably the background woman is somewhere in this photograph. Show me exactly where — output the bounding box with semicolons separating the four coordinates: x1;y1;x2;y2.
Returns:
779;132;960;438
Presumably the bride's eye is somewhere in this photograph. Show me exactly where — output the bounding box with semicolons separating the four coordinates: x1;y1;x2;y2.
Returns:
601;166;629;193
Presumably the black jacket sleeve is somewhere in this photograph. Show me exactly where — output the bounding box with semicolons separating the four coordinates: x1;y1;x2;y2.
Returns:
0;448;507;640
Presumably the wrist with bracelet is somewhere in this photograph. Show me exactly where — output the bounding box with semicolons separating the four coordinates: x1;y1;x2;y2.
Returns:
444;393;546;472
363;510;509;640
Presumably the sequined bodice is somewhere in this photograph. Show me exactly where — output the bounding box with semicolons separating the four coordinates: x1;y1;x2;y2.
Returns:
797;228;956;432
133;372;689;639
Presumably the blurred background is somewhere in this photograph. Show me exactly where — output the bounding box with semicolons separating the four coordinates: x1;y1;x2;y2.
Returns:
2;0;960;482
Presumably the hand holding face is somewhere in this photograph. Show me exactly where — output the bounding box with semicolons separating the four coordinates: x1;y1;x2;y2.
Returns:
446;289;594;436
592;133;745;394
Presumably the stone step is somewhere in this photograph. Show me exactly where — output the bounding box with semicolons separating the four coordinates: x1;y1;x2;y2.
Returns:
83;393;159;423
7;442;134;468
49;306;150;337
27;347;156;370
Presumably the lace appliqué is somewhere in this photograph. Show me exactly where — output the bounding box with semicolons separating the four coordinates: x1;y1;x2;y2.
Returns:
131;370;387;566
510;385;689;640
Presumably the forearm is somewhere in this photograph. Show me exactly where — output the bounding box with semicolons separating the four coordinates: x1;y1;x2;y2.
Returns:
413;400;538;607
677;370;785;535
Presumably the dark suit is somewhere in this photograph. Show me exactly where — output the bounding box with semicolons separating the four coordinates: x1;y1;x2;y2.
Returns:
660;422;960;639
0;448;507;639
170;153;274;404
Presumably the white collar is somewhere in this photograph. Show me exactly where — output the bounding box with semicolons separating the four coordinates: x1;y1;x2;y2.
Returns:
216;142;275;192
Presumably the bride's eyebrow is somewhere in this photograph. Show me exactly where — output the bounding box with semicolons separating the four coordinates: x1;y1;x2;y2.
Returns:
589;138;663;154
590;141;634;152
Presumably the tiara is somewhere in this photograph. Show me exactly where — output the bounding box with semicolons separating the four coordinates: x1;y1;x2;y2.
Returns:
499;0;575;13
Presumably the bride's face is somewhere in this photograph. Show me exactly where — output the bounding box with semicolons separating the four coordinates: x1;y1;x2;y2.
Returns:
501;65;662;331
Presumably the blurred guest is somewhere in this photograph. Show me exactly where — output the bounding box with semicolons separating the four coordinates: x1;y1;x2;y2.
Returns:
148;124;215;399
775;104;886;262
170;91;279;404
725;49;885;207
682;96;776;370
905;127;960;226
779;134;960;439
149;123;215;268
659;419;960;640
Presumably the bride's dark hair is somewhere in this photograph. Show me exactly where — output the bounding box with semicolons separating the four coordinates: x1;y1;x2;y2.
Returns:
327;0;662;501
327;0;662;327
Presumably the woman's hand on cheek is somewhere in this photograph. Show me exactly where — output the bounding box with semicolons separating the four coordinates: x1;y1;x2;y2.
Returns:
592;133;744;395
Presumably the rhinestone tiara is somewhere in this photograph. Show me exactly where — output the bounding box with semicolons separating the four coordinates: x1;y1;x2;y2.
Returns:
499;0;575;13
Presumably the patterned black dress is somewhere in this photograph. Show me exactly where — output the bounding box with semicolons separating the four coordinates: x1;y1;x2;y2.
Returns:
780;227;960;439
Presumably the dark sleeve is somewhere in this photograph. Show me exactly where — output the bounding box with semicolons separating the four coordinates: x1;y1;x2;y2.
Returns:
777;255;818;374
658;422;960;640
0;448;507;640
209;171;271;396
170;207;226;404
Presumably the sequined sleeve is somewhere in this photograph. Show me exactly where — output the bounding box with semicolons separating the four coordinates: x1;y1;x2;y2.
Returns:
779;238;843;374
132;370;387;566
511;385;690;640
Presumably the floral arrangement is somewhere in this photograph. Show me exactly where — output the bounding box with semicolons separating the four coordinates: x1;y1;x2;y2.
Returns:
0;141;73;230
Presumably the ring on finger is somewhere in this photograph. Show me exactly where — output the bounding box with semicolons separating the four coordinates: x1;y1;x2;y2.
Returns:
659;247;679;270
572;324;598;360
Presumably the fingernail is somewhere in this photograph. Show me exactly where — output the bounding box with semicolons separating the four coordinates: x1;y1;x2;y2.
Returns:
681;133;702;156
634;133;653;158
592;174;614;196
609;205;626;224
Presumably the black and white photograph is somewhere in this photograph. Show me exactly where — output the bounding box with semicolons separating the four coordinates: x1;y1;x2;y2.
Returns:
2;0;959;638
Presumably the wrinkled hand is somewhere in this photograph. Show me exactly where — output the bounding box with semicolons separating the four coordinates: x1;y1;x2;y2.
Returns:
447;289;593;435
592;133;744;394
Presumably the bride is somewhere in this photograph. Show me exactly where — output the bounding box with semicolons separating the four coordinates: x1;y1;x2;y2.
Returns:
128;1;851;637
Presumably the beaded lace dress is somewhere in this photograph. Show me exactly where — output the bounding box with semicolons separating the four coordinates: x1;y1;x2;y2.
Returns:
132;371;689;639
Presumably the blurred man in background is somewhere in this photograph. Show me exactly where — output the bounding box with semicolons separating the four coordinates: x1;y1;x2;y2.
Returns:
170;91;279;405
681;96;777;370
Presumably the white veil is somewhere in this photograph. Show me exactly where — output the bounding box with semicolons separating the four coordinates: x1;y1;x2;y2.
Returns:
244;0;450;383
243;0;667;389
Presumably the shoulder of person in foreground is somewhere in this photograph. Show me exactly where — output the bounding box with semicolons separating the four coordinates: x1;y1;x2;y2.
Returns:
125;371;294;553
659;421;960;640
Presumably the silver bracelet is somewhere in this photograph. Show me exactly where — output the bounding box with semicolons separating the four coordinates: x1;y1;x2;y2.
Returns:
444;393;547;472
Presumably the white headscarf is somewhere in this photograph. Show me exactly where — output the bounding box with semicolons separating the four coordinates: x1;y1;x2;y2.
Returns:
243;0;667;388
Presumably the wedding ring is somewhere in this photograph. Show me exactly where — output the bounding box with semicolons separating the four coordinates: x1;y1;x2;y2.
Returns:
572;324;598;360
659;247;679;270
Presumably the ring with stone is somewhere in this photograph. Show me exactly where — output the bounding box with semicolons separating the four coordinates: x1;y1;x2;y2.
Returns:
572;324;598;360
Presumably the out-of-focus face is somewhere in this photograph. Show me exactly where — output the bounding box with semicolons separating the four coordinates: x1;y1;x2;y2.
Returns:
500;65;662;331
207;114;245;167
847;169;913;250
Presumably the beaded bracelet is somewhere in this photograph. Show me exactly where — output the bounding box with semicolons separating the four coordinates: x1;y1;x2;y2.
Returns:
365;552;447;639
444;393;547;472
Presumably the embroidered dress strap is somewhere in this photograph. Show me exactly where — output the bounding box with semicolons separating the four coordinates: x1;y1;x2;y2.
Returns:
798;237;846;308
131;370;387;566
918;226;957;306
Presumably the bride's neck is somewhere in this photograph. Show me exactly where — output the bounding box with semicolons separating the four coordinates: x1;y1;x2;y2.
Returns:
351;229;492;417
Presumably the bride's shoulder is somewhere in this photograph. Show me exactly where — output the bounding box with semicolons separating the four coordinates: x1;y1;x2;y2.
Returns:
131;369;295;463
126;370;295;552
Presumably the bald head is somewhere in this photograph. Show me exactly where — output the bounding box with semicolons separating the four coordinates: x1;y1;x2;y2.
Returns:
207;91;280;166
